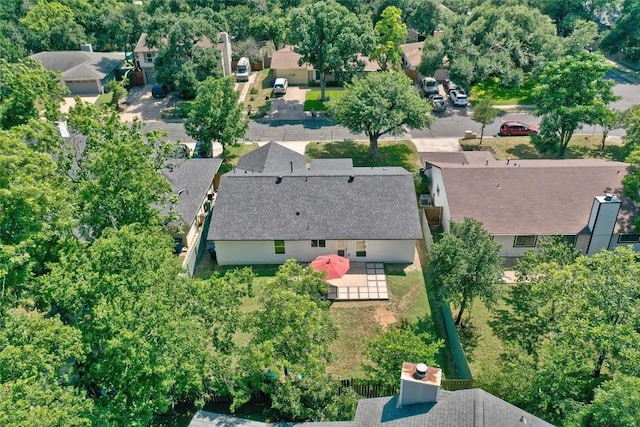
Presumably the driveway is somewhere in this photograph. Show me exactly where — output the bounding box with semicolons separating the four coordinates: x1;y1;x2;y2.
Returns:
60;95;99;114
120;84;174;122
268;86;308;120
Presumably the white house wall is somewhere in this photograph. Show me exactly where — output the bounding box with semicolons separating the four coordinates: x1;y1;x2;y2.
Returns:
214;239;416;266
607;236;640;253
429;166;452;231
493;235;537;258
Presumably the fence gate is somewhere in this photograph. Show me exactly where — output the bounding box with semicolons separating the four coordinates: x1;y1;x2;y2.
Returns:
424;206;443;226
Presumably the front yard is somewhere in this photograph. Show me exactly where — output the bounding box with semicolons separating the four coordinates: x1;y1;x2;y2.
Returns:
303;88;345;111
461;134;626;161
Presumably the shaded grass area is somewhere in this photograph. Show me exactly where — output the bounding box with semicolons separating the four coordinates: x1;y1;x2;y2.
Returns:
305;140;422;174
244;69;274;118
95;92;113;106
304;89;345;111
461;135;626;161
459;298;505;376
225;143;260;167
470;78;535;105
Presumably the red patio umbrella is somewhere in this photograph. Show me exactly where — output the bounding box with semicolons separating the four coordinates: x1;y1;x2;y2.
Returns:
310;254;350;280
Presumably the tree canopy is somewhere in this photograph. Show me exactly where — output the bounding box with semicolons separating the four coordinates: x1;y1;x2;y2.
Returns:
430;218;503;325
532;52;618;158
371;6;407;72
288;0;375;100
330;71;433;159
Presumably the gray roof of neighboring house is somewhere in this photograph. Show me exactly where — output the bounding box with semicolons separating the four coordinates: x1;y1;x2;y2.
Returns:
421;151;496;166
236;142;307;173
162;158;222;225
30;51;124;81
208;161;422;241
427;154;636;235
188;389;553;427
349;391;553;427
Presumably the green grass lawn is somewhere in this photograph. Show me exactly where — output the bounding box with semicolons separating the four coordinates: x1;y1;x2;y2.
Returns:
303;89;345;111
244;69;273;118
305;140;422;173
458;298;505;377
461;135;626;161
94;92;113;106
470;78;536;105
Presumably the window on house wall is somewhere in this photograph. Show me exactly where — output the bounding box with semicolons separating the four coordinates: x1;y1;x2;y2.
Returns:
311;240;326;248
274;240;285;254
337;240;345;256
356;240;367;257
618;234;640;243
145;53;153;63
514;235;537;247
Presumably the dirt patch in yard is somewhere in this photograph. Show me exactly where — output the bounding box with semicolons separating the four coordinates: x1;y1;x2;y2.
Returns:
374;306;396;328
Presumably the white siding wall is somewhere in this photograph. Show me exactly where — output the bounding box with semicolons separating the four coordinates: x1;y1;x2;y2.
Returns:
429;166;452;231
494;235;537;258
215;239;416;266
607;236;640;253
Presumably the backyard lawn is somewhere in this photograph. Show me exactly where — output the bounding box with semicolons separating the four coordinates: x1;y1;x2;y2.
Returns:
461;135;626;161
304;88;345;111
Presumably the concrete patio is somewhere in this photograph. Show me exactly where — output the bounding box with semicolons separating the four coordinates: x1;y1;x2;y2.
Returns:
326;262;388;301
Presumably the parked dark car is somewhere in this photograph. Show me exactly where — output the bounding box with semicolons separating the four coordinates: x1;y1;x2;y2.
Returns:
152;84;169;98
431;95;446;112
443;79;458;93
499;121;538;136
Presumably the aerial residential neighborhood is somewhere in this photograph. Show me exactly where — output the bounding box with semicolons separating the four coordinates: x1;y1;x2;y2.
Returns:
1;0;640;426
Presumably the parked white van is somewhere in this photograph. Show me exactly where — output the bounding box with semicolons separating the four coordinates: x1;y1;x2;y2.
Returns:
273;78;288;95
236;57;251;82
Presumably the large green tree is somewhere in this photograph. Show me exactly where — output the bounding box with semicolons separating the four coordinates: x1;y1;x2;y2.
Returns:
288;0;375;101
362;321;443;389
184;76;248;162
430;218;503;325
67;105;172;240
18;0;86;52
330;71;434;160
576;376;640;427
532;52;618;158
148;14;223;99
0;58;67;129
622;105;640;229
371;6;407;72
0;311;93;426
600;0;640;61
39;225;253;425
485;245;640;424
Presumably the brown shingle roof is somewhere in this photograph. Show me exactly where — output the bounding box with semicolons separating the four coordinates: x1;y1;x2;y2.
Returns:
134;32;214;54
270;46;313;70
401;42;423;68
432;157;636;235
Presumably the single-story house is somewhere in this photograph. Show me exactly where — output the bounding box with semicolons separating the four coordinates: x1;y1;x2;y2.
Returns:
422;152;640;259
188;362;552;427
30;45;126;95
207;142;422;266
401;40;449;83
162;158;222;275
270;46;379;86
134;32;232;85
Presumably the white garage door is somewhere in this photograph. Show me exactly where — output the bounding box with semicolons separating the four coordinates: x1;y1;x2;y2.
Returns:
65;80;100;95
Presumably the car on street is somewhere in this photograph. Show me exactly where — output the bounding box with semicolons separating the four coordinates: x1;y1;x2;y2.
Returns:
420;77;439;97
449;89;468;107
498;121;538;136
431;95;446;112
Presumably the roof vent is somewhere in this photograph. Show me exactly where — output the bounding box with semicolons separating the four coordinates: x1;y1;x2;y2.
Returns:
520;415;527;423
80;43;93;52
604;193;613;201
276;176;282;184
348;175;354;183
414;363;428;380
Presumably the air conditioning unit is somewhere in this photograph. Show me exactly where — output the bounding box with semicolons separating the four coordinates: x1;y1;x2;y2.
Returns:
420;194;433;206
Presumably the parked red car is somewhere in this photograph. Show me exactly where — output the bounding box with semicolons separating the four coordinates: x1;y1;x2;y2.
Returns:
499;121;538;136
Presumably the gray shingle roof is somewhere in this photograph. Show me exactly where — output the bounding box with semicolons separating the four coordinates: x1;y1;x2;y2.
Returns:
236;142;306;173
428;155;636;235
30;51;124;81
208;166;422;241
349;391;553;426
162;158;222;225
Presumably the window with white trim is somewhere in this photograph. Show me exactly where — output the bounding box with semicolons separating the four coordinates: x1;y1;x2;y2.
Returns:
145;52;153;63
311;240;326;248
356;240;367;257
514;235;537;247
